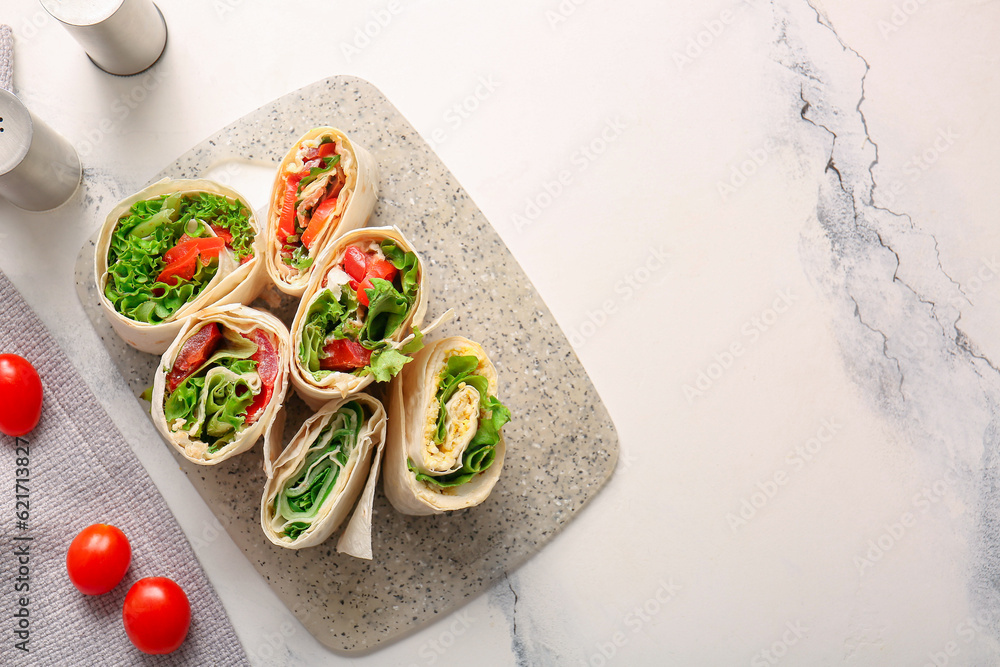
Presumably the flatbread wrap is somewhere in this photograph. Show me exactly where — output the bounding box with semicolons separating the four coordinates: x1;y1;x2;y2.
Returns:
265;127;378;296
289;226;443;409
383;336;511;515
150;304;290;465
261;394;387;558
96;178;267;354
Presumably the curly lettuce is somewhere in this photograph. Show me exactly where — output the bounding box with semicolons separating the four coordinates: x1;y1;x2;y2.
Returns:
273;401;365;540
409;355;511;488
104;192;255;324
298;240;422;382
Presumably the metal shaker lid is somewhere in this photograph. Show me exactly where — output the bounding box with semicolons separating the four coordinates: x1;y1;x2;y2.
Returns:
0;89;31;176
39;0;125;27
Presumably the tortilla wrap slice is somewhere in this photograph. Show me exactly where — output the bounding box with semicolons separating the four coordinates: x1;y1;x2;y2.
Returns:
96;178;268;354
383;336;510;515
290;225;449;410
261;393;387;558
151;304;290;465
265;127;378;297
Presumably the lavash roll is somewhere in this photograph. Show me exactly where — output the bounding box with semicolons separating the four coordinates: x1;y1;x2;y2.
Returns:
289;226;428;410
264;127;378;297
383;336;508;515
96;178;267;354
261;393;387;559
151;304;290;465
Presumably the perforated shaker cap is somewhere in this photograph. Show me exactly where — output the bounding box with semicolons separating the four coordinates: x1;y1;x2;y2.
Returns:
0;89;31;176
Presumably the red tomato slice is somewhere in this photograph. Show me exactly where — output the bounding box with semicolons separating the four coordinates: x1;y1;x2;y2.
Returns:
166;323;222;393
320;339;372;372
355;277;376;307
277;175;303;242
210;225;233;246
156;245;199;286
343;246;368;282
242;329;278;425
368;259;398;283
301;197;338;250
159;236;226;285
317;142;337;158
163;236;225;264
0;354;43;437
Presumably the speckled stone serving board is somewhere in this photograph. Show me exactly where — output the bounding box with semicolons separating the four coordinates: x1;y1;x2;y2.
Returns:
74;76;618;652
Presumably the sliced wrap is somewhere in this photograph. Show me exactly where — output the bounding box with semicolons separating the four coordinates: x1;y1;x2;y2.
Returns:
261;393;387;558
290;226;442;410
151;304;291;465
96;178;268;354
384;336;511;515
265;127;378;297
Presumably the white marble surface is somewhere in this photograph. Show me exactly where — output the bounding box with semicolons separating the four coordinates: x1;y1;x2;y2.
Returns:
1;0;998;664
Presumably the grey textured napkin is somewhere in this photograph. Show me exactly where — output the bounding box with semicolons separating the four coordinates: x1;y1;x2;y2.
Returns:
0;271;250;665
0;25;12;93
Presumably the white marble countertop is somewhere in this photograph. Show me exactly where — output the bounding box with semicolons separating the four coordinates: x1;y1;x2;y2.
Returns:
2;0;999;664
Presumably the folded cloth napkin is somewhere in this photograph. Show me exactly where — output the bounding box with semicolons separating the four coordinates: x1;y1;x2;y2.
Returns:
0;271;249;665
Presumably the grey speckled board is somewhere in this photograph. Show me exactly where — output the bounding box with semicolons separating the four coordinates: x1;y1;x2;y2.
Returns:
74;76;618;652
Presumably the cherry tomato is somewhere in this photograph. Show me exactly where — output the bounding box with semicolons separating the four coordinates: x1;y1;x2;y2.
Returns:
123;577;191;655
0;354;43;437
66;524;131;595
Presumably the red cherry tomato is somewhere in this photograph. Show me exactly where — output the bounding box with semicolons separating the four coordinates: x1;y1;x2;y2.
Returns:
123;577;191;655
66;524;131;596
0;354;43;437
367;259;398;283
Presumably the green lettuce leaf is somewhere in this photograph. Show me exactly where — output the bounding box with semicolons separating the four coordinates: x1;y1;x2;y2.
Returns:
105;192;255;324
360;278;411;345
298;290;348;374
162;329;260;452
274;401;365;540
412;359;512;489
366;348;413;382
